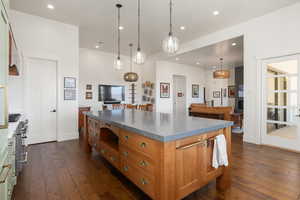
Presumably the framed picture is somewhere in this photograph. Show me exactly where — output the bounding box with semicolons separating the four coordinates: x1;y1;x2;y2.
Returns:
64;77;76;88
192;84;200;98
86;84;92;90
86;92;93;100
64;89;76;100
160;82;170;98
228;85;236;98
213;91;221;98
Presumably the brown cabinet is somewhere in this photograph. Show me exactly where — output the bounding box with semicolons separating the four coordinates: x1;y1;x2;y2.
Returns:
79;107;90;132
84;115;231;200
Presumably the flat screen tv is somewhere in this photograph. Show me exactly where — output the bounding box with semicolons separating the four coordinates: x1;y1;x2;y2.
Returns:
99;85;125;104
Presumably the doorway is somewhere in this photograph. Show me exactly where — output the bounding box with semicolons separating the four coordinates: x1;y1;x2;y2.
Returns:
173;75;187;113
25;58;58;144
261;54;300;151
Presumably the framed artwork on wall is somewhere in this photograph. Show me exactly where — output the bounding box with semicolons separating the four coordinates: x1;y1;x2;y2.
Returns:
213;91;221;98
160;82;170;98
64;89;76;100
228;85;236;98
86;92;93;100
86;84;92;90
192;84;200;98
64;77;76;88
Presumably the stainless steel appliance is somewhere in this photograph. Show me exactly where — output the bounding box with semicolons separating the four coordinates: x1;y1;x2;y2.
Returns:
15;119;28;176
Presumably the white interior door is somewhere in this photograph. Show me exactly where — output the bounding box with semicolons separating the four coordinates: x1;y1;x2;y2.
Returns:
173;75;186;113
261;55;300;151
26;58;57;144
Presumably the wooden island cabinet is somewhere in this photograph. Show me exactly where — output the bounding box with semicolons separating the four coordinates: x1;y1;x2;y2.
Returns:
83;110;232;200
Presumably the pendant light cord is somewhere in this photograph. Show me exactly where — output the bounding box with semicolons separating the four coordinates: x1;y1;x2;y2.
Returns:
130;44;133;72
117;5;121;58
169;0;173;35
137;0;141;50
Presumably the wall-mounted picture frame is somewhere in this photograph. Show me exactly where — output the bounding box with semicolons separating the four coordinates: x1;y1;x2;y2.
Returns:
213;91;221;98
64;89;76;100
192;84;200;98
86;84;92;90
85;92;93;100
64;77;76;88
228;85;236;98
160;82;170;98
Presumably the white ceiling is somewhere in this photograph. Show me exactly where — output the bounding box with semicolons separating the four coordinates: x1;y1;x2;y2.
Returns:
10;0;300;56
167;36;244;69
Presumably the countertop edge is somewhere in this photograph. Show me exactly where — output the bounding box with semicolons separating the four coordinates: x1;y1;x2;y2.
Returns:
85;112;233;142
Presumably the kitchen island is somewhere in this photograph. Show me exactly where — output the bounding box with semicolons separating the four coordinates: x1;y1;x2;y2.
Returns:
83;110;233;200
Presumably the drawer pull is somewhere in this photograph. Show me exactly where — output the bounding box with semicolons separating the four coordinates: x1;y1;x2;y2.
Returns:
141;178;148;185
140;142;147;148
101;149;106;154
124;135;129;140
124;166;129;171
123;151;128;157
110;156;116;161
0;164;12;184
176;140;207;150
139;160;148;167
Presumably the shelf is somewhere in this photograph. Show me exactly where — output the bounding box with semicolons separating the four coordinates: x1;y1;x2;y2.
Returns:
100;128;119;152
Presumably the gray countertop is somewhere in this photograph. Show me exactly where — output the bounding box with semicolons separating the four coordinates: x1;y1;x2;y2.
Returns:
86;110;233;142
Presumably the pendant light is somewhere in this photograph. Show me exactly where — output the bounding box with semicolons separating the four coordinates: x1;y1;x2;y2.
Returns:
213;58;230;79
114;4;123;70
134;0;146;65
162;0;179;54
124;44;139;82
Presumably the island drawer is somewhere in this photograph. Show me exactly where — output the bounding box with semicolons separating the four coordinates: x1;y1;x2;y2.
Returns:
99;142;120;170
120;145;155;175
120;159;155;199
120;129;159;159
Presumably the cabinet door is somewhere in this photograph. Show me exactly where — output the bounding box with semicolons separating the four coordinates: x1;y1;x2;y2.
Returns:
175;141;206;199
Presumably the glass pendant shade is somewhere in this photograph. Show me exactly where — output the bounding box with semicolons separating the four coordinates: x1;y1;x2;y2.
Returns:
114;57;123;70
134;49;146;65
124;72;139;82
213;70;230;79
163;33;179;54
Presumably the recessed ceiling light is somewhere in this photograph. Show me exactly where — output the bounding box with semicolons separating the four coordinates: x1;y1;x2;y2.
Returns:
119;26;124;30
213;11;219;16
180;26;186;30
232;42;237;46
95;45;100;49
175;57;179;61
196;62;200;65
47;4;55;10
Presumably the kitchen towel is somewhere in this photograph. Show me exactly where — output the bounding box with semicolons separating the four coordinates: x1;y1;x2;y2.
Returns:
212;134;228;168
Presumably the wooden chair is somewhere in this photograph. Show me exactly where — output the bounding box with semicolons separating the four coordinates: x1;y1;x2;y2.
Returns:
102;105;108;110
146;104;153;112
138;104;147;111
112;104;123;110
126;104;138;109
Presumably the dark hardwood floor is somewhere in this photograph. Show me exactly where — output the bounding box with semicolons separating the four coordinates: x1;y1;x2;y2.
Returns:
13;134;300;200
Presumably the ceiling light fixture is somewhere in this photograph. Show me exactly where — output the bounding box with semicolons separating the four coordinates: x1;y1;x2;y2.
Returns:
196;62;200;65
114;4;123;70
180;26;185;30
175;57;179;61
47;4;55;10
134;0;146;65
162;0;179;54
118;26;124;30
213;10;219;16
124;44;139;82
95;45;100;49
213;58;230;79
232;42;237;46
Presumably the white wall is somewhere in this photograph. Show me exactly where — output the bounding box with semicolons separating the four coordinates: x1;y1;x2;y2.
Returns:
176;2;300;144
155;61;205;113
9;10;79;142
79;48;156;112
